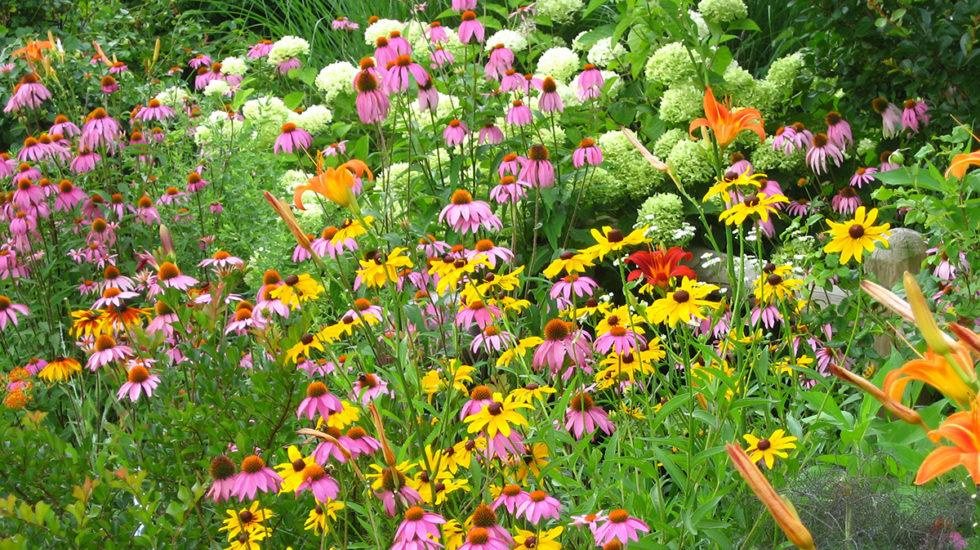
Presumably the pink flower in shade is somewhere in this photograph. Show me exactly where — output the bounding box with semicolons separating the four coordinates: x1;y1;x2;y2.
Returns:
533;319;593;380
206;455;239;502
232;455;283;501
831;186;862;215
550;274;598;307
498;152;524;177
393;506;445;549
135;98;176;122
108;61;128;74
805;133;844;175
383;55;430;94
100;75;119;94
116;364;160;402
428;21;448;43
928;248;969;282
901;99;929;133
297;463;340;503
189;54;213;68
439;189;502;234
471;326;515;353
80;108;122;152
467;239;514;267
772;122;812;155
786;198;811;217
312;227;357;258
247;40;274;59
12;162;41;181
337;426;381;458
50;115;81;137
4;74;52;113
86;334;134;370
70;148;101;173
572;138;603;168
871;97;903;138
492;484;530;514
296;381;343;419
516;490;561;524
751;304;782;329
506;99;533;125
0;295;28;330
500;69;524;92
156;262;198;291
538;77;564;113
519;145;555;188
417;80;440;111
849;166;877;188
277;58;302;74
489;175;530;204
430;45;456;68
564;392;615;440
354;70;390;124
593;509;651;546
576;64;605;100
478;123;504;145
274;123;313;154
824;111;852;149
452;0;477;10
571;511;608;534
485;44;514;79
456;299;501;330
225;305;261;335
458;11;485;44
444;119;469;147
352;373;390;405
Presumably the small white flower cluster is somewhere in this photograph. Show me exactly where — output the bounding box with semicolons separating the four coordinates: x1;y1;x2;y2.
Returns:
364;19;404;45
586;38;626;68
700;252;723;269
536;47;580;82
293;105;333;133
193;111;244;146
242;96;291;126
267;36;310;65
220;56;248;76
315;61;358;103
155;86;190;107
534;0;585;23
485;29;529;52
203;80;231;97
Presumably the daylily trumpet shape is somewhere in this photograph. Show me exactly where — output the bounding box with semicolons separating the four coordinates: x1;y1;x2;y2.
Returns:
884;350;976;407
828;364;929;430
945;149;980;179
915;403;980;485
725;444;815;550
689;87;765;150
294;155;374;211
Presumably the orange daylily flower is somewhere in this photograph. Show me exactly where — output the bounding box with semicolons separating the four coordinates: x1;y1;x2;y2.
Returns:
828;364;930;430
884;349;976;407
915;402;980;485
689;86;765;149
13;40;53;62
945;149;980;179
294;155;373;210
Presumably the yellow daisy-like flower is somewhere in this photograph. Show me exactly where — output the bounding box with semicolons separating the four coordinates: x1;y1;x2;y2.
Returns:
324;400;360;430
274;446;315;493
226;525;268;550
410;468;470;505
355;247;413;289
511;442;549;481
582;226;650;261
270;273;324;309
753;264;804;303
430;254;492;295
317;311;378;342
703;168;766;202
464;266;527;302
285;333;325;364
443;519;465;550
38;357;81;382
497;296;531;313
332;216;373;245
595;305;646;336
514;526;563;549
508;383;556;405
221;501;273;540
99;306;150;333
543;253;594;278
496;336;542;368
421;369;446;402
367;461;417;492
619;402;647;420
560;298;612;320
594;344;665;389
823;206;891;264
646;277;720;327
70;309;106;338
463;392;531;438
303;500;345;535
743;428;798;469
718;192;788;225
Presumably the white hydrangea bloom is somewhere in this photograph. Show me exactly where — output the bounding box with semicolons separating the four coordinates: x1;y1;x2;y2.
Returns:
203;79;230;97
484;29;528;52
586;38;626;68
155;86;189;107
296;105;333;133
220;56;248;76
267;36;310;65
689;11;710;39
535;0;584;23
315;61;357;103
536;47;579;82
697;0;748;25
571;31;590;51
242;96;291;126
645;42;700;86
364;19;404;46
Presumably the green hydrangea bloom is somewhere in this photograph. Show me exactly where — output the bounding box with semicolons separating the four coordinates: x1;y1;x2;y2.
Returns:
645;42;700;87
697;0;748;25
597;130;666;200
636;192;693;247
579;166;629;212
750;136;805;173
666;139;714;186
660;85;704;124
653;128;687;160
765;52;805;91
535;0;585;23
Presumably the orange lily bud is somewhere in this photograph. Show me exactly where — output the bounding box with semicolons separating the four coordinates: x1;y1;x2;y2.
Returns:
369;403;397;467
861;278;957;348
903;272;950;355
829;364;929;430
620;127;668;172
159;224;174;256
725;444;816;550
297;428;367;481
950;323;980;354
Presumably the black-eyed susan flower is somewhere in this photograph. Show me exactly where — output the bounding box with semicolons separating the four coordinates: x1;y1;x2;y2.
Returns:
754;264;804;303
496;336;542;368
220;501;272;541
285;333;324;364
71;309;105;338
823;206;891;264
514;526;563;549
304;500;344;535
743;428;798;469
332;216;373;244
512;442;549;481
508;383;555;405
226;526;268;550
718;192;788;225
646;277;720;327
355;247;413;289
542;251;594;278
582;226;650;261
464;392;530;438
270;273;323;309
274;445;316;493
703;168;766;202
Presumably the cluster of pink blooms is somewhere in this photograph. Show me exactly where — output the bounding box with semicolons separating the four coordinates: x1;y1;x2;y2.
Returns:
872;96;929;137
772;110;854;176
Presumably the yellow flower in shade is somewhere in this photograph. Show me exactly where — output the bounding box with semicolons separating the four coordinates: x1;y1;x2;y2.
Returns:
39;357;81;382
464;266;526;302
647;277;720;327
71;309;106;338
619;402;647;420
496;337;543;368
226;525;268;550
464;392;531;438
304;500;345;535
718;192;788;225
421;369;446;402
285;333;325;364
754;265;804;303
773;355;814;377
443;438;485;474
823;206;890;264
512;442;549;481
703;168;766;202
270;273;324;309
543;252;594;278
429;254;492;294
743;429;798;469
332;216;374;245
443;519;465;550
883;349;976;407
367;461;416;492
514;526;563;549
582;226;650;260
509;383;556;405
356;248;413;289
221;501;273;540
275;446;316;493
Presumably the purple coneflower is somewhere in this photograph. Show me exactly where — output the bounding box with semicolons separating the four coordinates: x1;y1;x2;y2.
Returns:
564;392;614;440
393;506;445;549
116;364;160;402
444;119;469;147
805;132;843;175
485;44;514;79
232;455;282;501
573;138;602;168
516;490;561;524
0;295;28;330
506;100;533;126
831;186;861;215
206;456;238;502
825;111;852;149
50;114;80;137
849;166;876;188
593;509;651;546
490;175;529;204
247;40;273;59
273;123;313;154
901;99;929;133
4;74;51;113
354;69;390;124
439;189;502;234
576;64;604;101
871;97;902;138
156;261;198;290
492;484;530;514
533;319;592;379
337;426;381;457
296;380;343;419
478;123;504;145
80;108;122;152
458;11;484;44
86;334;133;370
383;55;429;94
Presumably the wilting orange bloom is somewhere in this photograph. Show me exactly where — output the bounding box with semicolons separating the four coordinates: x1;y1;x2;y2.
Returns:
264;192;317;265
950;323;980;354
884;350;976;407
945;149;980;179
689;86;765;149
725;444;815;550
915;402;980;485
828;364;930;431
294;154;373;210
13;40;53;62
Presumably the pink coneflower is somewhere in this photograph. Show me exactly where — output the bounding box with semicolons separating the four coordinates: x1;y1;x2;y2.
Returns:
87;217;118;246
471;325;515;353
388;31;412;56
879;150;900;172
444;119;469;147
0;295;28;330
772;122;811;155
131;195;159;224
468;238;514;267
805;132;843;175
80;108;122;152
276;57;301;74
533;319;593;379
416;80;440;112
92;287;138;309
519;145;555;188
871;97;902;138
498;152;523;177
296;380;343;419
189;54;213;68
439;189;502;234
185;171;208;193
4;74;52;113
13;162;41;181
375;466;424;516
247;40;273;59
147;301;179;335
0;152;17;178
430;44;456;68
297;463;340;502
492;484;530;514
108;60;128;74
332;17;359;31
538;77;564;113
274;122;313;154
595;323;645;355
489;175;529;204
573;138;602;168
312;426;349;463
516;489;561;524
485;44;514;79
478;123;504;145
12;178;44;210
199;250;244;271
458;11;485;44
206;456;240;503
86;334;133;370
17;136;46;162
156;261;198;290
521;73;543;94
428;21;448;43
70;148;101;173
565;392;614;440
452;0;477;9
354;70;390;124
456;299;501;330
571;511;608;534
901;99;929;133
825;111;852;149
232;455;282;501
323;141;347;156
751;303;782;329
135;98;176;122
786;198;810;217
849;166;877;188
576;63;604;100
393;506;445;548
831;186;861;215
383;55;429;94
194;64;224;90
500;69;523;93
116;364;160;402
374;36;397;68
100;75;119;94
550;274;598;305
353;373;390;405
157;186;187;206
50;114;81;137
593;509;650;546
338;426;381;457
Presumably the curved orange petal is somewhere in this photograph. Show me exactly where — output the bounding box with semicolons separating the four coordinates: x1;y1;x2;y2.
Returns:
945;150;980;179
915;445;962;484
688;118;710;140
342;159;374;180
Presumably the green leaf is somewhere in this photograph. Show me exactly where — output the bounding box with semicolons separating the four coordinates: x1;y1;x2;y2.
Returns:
283;91;305;109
